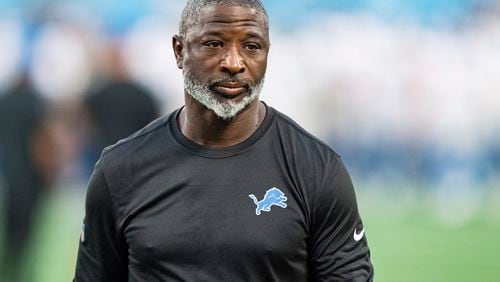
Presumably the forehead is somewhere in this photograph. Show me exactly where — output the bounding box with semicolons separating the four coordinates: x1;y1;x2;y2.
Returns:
188;5;268;37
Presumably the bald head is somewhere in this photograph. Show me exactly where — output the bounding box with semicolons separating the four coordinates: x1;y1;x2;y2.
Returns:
178;0;269;38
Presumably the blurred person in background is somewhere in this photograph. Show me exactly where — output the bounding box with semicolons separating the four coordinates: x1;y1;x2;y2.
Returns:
0;73;58;282
83;41;161;167
73;0;373;281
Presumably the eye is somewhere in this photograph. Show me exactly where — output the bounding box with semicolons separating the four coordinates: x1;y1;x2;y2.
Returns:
204;41;223;48
245;43;261;52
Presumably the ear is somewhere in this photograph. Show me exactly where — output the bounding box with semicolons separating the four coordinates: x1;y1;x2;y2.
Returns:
172;35;184;69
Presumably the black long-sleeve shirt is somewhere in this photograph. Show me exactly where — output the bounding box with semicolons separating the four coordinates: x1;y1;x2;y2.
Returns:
74;103;373;281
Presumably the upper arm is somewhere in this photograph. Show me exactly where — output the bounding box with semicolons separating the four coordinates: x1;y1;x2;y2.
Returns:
74;163;128;281
308;156;373;281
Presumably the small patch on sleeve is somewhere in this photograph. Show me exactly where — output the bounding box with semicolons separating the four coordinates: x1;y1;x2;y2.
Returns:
80;223;86;243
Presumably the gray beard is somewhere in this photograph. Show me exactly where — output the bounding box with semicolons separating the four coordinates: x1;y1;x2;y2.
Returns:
183;70;264;120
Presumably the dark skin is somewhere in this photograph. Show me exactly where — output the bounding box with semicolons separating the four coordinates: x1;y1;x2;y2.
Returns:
173;5;270;148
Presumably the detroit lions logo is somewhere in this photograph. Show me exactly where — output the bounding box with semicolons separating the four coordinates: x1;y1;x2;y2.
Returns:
248;187;288;215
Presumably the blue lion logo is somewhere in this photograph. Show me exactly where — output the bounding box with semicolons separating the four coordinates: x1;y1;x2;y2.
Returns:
249;187;287;215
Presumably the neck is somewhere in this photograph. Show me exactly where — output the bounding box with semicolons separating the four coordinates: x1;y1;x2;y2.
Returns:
178;92;266;148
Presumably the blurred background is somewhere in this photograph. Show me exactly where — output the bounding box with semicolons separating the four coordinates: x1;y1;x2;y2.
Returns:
0;0;499;281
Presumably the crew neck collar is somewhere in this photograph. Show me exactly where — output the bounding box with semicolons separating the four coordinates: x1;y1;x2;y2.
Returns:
169;101;275;159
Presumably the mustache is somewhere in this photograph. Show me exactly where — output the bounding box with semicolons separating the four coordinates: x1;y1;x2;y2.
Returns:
209;77;252;88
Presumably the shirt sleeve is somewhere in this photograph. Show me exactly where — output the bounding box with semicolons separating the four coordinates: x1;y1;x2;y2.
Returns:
74;162;128;281
309;156;373;281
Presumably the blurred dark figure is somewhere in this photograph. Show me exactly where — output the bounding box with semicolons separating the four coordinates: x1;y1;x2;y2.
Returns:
84;42;160;165
0;75;57;282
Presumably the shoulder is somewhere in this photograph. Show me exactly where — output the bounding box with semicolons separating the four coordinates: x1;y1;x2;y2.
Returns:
266;107;349;194
270;107;340;161
94;111;174;182
102;114;169;157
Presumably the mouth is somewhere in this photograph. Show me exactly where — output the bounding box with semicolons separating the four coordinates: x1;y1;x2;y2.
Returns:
212;82;248;98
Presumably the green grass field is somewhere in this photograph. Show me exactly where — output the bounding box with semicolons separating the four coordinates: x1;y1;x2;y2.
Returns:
3;187;500;282
364;211;500;281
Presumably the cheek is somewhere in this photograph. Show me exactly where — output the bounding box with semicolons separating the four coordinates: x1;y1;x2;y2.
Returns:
248;58;268;79
183;61;213;86
184;54;217;75
183;56;203;75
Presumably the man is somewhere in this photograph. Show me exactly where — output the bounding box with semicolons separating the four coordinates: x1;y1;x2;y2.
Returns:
84;42;160;170
0;75;55;282
74;0;373;281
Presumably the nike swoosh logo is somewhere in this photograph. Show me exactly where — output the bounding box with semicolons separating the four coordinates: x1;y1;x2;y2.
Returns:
353;228;365;241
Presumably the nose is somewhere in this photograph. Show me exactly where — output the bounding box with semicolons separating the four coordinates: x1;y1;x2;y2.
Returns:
219;45;245;75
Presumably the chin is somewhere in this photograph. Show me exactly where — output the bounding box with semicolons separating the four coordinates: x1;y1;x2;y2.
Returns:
184;73;264;120
207;92;259;120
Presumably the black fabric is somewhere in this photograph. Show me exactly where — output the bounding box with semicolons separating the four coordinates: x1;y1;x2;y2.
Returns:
74;103;373;281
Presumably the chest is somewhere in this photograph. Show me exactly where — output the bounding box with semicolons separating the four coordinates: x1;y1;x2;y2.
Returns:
121;158;310;270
